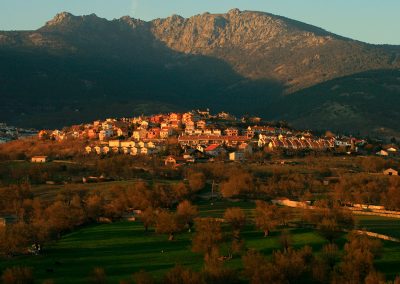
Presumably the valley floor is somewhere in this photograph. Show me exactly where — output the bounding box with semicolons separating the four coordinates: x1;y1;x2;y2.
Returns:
1;200;400;283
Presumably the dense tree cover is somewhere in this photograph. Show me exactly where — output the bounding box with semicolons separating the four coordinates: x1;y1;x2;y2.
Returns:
242;232;388;284
335;174;400;210
0;138;86;161
336;232;383;284
163;265;204;284
0;180;201;256
1;266;34;284
195;158;400;209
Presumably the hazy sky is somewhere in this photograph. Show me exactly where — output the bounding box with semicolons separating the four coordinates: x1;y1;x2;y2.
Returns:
0;0;399;45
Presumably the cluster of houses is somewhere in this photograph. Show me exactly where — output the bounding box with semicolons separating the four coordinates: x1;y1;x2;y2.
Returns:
0;123;36;144
34;109;397;164
85;139;165;156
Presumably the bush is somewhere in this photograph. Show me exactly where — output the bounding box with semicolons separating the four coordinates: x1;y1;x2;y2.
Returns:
2;266;34;284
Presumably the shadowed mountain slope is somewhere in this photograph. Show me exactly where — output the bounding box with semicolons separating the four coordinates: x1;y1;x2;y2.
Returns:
0;9;399;135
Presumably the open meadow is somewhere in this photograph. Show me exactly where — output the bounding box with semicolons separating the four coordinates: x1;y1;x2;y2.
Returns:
1;199;400;283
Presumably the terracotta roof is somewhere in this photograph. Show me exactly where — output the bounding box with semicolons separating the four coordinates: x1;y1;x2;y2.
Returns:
178;135;249;141
205;144;220;151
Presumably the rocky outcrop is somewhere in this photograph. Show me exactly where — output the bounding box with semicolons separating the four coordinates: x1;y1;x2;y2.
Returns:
0;9;399;132
1;9;399;92
149;9;399;91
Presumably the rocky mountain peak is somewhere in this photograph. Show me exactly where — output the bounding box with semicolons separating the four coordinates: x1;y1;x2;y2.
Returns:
227;8;242;16
119;16;146;29
150;9;332;60
44;12;105;30
45;12;75;26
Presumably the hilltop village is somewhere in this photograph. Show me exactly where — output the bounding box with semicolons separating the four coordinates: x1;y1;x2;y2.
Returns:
34;109;398;165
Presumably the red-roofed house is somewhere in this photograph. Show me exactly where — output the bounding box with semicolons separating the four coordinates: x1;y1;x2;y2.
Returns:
150;114;164;124
147;128;161;139
169;113;182;122
204;144;226;157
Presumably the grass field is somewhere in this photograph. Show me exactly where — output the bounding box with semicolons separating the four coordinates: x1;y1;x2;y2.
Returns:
1;201;400;283
356;215;400;239
354;215;400;279
0;222;330;283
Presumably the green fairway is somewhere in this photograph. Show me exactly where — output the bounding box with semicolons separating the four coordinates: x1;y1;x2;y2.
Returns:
197;199;256;218
0;222;202;283
375;241;400;280
356;215;400;239
0;220;330;284
1;203;400;283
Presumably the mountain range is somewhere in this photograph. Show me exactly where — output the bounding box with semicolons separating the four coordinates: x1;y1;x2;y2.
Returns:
0;9;399;136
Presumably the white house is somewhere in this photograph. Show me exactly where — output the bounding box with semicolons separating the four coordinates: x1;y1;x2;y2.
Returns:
383;168;398;176
31;156;48;163
121;141;135;148
109;140;121;148
229;152;245;161
130;147;138;156
94;146;102;154
212;129;222;136
196;145;205;152
147;141;155;148
376;150;389;157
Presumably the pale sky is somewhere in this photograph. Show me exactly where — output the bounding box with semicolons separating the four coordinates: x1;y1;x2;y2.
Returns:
0;0;399;44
